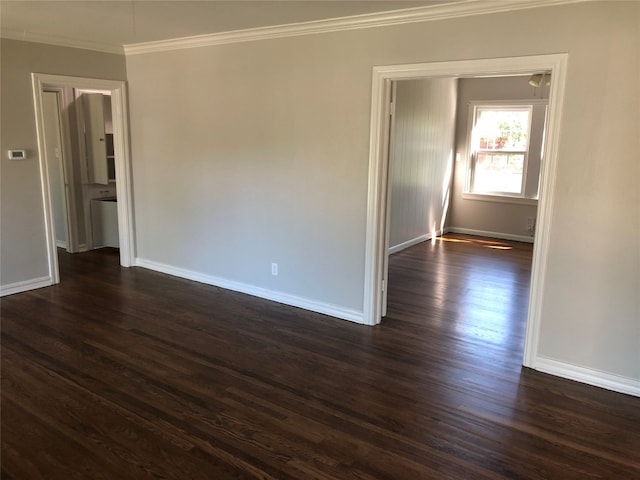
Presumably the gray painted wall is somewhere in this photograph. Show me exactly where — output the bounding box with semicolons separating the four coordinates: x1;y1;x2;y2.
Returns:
389;78;457;251
0;39;127;286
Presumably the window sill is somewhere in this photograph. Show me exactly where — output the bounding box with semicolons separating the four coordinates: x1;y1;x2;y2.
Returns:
462;192;538;206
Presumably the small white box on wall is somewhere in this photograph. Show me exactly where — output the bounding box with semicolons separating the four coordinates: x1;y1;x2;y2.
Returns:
7;149;27;160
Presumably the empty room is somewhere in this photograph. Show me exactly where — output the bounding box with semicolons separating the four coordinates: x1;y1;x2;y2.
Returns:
1;1;639;478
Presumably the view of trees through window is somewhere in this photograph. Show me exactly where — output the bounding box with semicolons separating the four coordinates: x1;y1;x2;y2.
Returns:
471;107;531;194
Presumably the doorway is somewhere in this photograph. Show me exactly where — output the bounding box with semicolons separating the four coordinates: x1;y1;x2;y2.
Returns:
32;74;135;284
363;54;568;369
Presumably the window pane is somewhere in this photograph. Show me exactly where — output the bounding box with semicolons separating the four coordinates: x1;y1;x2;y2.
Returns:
473;153;524;194
475;109;530;151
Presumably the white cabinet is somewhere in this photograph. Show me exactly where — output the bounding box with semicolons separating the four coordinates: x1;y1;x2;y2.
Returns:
91;198;119;248
82;93;109;185
83;93;119;250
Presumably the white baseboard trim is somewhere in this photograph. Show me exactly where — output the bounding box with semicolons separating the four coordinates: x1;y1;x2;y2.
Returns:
534;356;640;397
134;258;365;324
389;229;444;254
55;240;68;249
446;227;534;243
0;276;52;297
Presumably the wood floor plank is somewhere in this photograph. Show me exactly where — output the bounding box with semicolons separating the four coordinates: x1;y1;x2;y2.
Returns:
2;238;639;479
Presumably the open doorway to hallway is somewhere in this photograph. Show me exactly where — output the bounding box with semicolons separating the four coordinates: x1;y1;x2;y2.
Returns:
32;74;135;286
41;87;119;260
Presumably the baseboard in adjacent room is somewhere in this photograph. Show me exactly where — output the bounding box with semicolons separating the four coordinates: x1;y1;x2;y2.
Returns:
0;276;52;297
446;227;534;243
534;356;640;397
55;240;68;249
389;230;442;255
134;258;365;324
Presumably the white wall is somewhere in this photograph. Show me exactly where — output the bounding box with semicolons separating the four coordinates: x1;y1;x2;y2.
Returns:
449;76;545;239
126;1;639;384
389;78;457;252
0;39;127;290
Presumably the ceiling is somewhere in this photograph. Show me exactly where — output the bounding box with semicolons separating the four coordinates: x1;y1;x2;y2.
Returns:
0;0;458;51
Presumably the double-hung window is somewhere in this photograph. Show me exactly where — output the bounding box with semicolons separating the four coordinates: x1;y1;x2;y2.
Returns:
465;101;546;202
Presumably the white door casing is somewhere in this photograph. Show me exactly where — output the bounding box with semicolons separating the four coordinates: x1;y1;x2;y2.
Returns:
363;54;568;370
381;79;397;318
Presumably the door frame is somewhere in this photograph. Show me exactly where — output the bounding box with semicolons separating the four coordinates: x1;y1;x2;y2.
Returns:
32;73;135;283
362;54;568;368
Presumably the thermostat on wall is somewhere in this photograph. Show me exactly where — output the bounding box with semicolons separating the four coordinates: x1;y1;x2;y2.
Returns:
7;149;27;160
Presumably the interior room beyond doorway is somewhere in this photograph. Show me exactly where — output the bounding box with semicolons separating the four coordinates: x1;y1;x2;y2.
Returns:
383;75;547;354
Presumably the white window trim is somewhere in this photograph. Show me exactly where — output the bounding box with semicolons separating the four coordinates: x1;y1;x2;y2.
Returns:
464;99;548;204
461;192;538;205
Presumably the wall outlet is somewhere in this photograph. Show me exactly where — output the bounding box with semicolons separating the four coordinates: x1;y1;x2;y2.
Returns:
271;263;278;276
527;217;536;234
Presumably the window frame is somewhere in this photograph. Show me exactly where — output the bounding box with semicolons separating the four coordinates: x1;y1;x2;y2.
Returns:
463;100;547;205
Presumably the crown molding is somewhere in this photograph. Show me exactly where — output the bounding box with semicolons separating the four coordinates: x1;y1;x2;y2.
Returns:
1;28;124;55
124;0;587;56
1;0;586;56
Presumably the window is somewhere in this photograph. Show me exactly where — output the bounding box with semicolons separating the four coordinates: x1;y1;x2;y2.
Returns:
466;103;541;200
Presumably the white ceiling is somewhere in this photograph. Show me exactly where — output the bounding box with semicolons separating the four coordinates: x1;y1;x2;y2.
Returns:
0;0;456;51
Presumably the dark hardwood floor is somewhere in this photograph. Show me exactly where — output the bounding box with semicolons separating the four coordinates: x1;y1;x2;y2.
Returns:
2;236;639;479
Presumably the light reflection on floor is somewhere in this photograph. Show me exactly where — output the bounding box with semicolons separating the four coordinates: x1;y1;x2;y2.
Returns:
437;235;520;345
457;264;519;345
437;236;514;250
414;236;529;346
386;234;534;433
456;255;521;344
